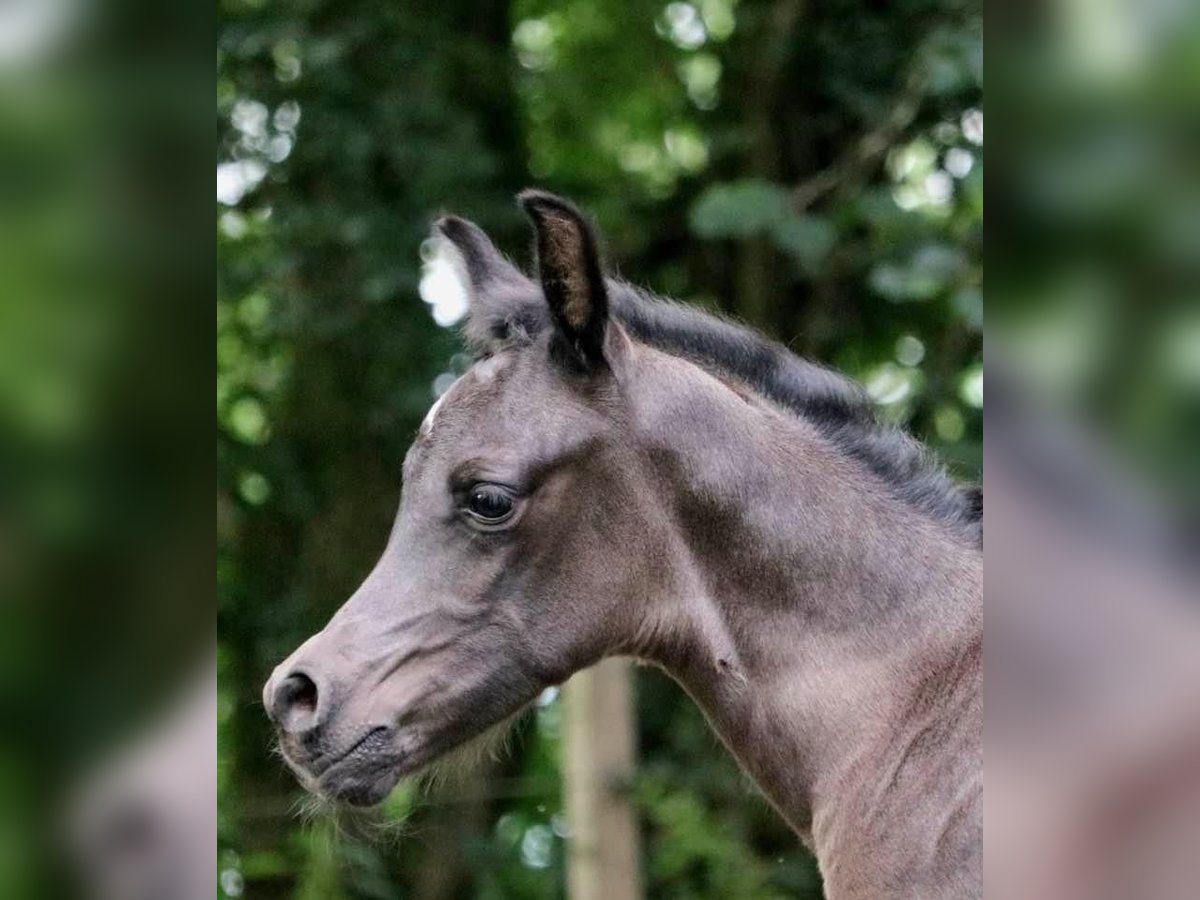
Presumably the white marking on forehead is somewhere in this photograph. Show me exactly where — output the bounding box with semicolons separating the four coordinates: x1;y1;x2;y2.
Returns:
419;355;512;437
420;385;454;436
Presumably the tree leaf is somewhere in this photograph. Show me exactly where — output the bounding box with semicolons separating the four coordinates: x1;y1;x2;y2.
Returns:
771;214;836;276
688;179;793;239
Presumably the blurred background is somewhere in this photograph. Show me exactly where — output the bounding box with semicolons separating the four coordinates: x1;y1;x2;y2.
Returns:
216;1;980;899
1;1;210;898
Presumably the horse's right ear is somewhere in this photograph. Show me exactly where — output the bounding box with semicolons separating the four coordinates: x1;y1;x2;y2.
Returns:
428;216;539;354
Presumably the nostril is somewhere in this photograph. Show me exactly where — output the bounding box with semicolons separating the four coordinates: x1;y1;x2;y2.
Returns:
273;672;320;734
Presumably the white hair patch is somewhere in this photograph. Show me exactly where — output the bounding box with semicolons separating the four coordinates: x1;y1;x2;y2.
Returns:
420;387;453;436
420;354;511;438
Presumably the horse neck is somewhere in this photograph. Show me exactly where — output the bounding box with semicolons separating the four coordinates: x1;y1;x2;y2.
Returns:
626;352;982;895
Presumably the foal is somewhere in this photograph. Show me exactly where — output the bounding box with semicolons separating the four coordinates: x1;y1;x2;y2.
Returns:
264;191;982;899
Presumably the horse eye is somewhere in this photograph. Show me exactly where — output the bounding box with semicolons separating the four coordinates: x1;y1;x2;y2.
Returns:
465;484;515;523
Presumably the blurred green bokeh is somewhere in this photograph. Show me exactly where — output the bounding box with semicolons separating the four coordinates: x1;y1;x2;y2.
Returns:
990;0;1200;509
1;2;210;894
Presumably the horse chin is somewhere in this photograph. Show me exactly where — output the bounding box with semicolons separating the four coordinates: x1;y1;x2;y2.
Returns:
307;726;468;807
316;753;406;807
318;706;531;807
327;772;401;807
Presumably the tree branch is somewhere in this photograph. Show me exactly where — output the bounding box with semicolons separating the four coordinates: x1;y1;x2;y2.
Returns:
791;63;927;212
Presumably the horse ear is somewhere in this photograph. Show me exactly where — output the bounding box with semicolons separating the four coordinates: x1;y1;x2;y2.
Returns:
518;189;609;371
430;215;538;354
433;216;523;292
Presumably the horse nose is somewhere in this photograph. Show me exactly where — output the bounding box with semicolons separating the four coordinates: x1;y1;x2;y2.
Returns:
265;669;325;735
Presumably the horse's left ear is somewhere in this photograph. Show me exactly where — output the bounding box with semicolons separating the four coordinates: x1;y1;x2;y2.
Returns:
519;189;609;371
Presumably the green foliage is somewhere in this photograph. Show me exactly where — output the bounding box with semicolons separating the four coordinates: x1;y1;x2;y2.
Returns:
640;781;792;900
690;180;836;275
690;180;794;238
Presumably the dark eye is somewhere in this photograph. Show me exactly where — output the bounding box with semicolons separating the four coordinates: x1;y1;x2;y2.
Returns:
465;484;516;524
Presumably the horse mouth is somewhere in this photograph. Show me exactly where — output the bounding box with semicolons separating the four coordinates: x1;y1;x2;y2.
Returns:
313;727;391;776
303;722;477;807
298;726;448;807
317;754;404;806
277;683;534;807
275;727;400;806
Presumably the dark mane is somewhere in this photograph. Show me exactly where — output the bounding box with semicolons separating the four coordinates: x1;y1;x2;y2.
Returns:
605;283;981;546
468;277;982;545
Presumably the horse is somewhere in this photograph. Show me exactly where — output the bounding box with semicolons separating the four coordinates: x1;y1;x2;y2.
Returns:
263;190;983;899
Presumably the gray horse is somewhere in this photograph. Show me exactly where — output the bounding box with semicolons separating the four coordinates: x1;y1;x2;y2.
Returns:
264;191;982;899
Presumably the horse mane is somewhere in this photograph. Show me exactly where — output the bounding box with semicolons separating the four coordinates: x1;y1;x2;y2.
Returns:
606;282;982;546
467;276;982;546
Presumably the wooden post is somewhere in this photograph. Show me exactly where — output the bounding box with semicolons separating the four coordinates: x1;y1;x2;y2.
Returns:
563;657;643;900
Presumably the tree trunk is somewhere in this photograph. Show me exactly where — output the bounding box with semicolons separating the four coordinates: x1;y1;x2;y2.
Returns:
563;658;643;900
